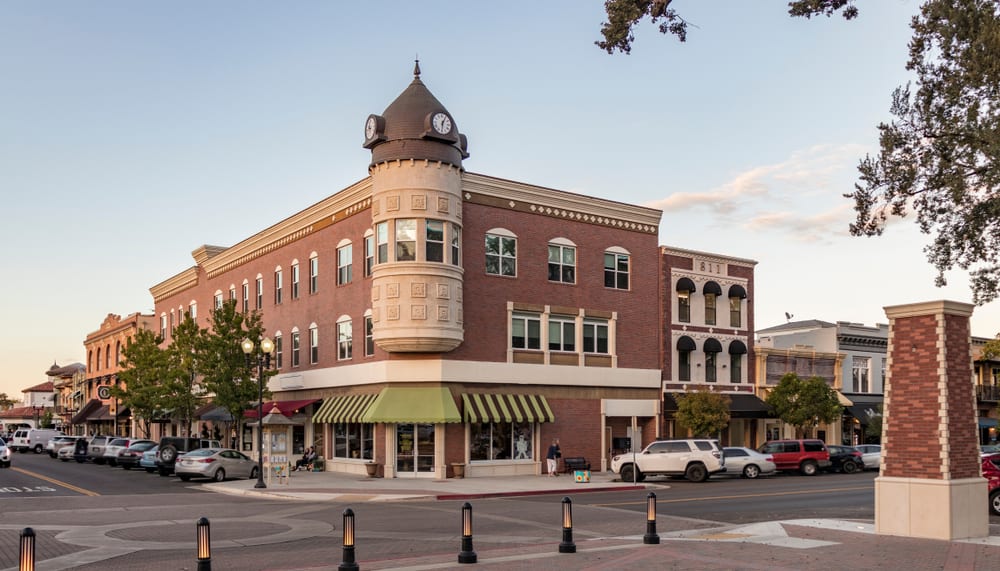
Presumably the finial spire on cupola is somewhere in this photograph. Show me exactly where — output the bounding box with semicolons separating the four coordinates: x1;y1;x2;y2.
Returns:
414;58;421;78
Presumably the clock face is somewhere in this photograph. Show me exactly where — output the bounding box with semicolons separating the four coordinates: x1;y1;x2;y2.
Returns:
365;116;377;140
97;386;111;400
432;112;452;135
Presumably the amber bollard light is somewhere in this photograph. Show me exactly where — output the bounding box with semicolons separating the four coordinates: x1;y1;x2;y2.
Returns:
643;492;660;544
458;502;477;563
196;517;212;571
559;496;576;553
19;527;35;571
339;508;359;571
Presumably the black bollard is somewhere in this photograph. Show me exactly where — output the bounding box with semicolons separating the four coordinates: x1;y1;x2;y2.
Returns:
458;502;477;563
19;527;35;571
196;517;212;571
643;492;660;544
558;496;576;553
338;508;359;571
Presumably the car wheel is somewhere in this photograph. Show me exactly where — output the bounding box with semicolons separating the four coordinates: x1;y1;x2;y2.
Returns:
250;466;259;479
620;464;637;482
49;452;56;458
800;461;818;476
743;464;761;479
33;444;43;454
686;463;708;483
60;458;69;462
160;445;178;464
76;458;86;463
179;474;191;482
990;489;1000;516
843;460;859;474
213;469;226;482
93;458;105;465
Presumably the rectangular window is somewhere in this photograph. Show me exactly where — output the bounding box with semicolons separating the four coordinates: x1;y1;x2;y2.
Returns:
853;357;870;392
706;351;717;382
485;234;516;277
190;303;197;320
214;293;223;310
310;327;319;364
255;278;263;310
679;351;691;382
469;421;533;461
395;219;416;261
547;244;576;284
364;235;375;277
334;422;373;460
426;219;444;262
291;264;300;299
678;291;691;323
275;335;283;369
229;287;236;301
582;320;608;354
364;316;374;356
274;270;283;305
337;245;353;285
309;257;319;294
604;252;629;290
730;296;741;328
451;223;460;266
881;358;887;387
548;317;576;352
511;313;541;350
730;353;741;383
338;320;353;360
704;293;716;326
160;315;167;340
242;283;249;312
376;222;389;264
291;332;300;368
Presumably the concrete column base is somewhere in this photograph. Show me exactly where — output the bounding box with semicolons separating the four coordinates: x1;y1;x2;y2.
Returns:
875;476;988;540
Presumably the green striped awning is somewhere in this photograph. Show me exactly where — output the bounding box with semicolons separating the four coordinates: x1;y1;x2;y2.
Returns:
462;393;555;424
313;394;378;424
361;387;463;424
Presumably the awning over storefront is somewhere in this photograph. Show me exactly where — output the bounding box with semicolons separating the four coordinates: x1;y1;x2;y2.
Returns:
71;399;102;424
313;394;379;423
462;393;555;424
676;336;696;351
362;387;462;423
979;418;999;428
703;338;722;353
90;406;112;422
728;340;747;354
843;393;882;421
728;394;772;418
244;399;319;420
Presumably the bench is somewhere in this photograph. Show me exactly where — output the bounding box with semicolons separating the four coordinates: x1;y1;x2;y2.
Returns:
563;457;591;474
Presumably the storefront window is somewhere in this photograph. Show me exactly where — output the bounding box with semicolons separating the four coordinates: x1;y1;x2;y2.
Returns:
333;422;373;460
470;421;534;461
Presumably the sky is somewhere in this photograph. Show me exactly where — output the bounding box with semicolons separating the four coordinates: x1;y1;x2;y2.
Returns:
3;1;997;400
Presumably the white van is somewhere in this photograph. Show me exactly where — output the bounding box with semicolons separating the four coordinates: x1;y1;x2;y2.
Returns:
11;428;64;454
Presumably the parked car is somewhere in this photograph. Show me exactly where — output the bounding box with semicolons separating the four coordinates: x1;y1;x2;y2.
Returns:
46;436;83;458
610;439;726;483
720;447;776;479
57;445;77;462
758;439;832;476
174;448;259;482
10;428;64;454
156;437;222;476
984;453;1000;515
103;438;154;467
117;441;158;470
86;435;117;464
72;438;89;463
0;436;10;468
826;445;864;474
856;444;882;469
140;445;159;473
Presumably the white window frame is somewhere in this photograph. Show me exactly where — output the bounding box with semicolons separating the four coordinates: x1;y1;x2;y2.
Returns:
603;247;630;290
337;316;353;360
309;323;319;365
337;241;353;285
547;238;576;284
485;229;517;277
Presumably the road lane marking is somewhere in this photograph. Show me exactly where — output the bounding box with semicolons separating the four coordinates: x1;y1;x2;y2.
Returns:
592;485;872;507
11;467;100;496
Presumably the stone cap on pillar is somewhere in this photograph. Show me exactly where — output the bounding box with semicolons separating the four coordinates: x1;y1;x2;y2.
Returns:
884;300;973;319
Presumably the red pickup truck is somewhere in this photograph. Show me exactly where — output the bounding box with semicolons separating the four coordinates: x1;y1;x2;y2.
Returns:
984;454;1000;516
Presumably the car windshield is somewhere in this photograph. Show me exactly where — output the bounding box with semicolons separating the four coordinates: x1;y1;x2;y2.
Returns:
109;439;128;446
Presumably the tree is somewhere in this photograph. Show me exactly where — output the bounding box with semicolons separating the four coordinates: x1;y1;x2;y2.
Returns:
765;373;843;438
596;0;857;54
0;392;14;410
161;314;204;437
673;389;731;438
198;299;270;447
598;1;1000;304
864;403;884;442
112;329;169;439
981;335;1000;361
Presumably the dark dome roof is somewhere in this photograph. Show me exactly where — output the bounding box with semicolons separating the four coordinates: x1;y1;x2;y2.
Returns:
367;62;468;169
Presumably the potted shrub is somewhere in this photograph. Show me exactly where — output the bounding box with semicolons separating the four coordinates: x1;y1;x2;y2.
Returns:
365;461;379;478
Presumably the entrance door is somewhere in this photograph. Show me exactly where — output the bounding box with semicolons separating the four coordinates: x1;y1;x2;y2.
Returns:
396;423;435;477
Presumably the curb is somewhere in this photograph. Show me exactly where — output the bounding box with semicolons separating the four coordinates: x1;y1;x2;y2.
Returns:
435;484;647;501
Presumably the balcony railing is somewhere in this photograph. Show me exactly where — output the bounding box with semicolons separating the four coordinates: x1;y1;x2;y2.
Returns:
977;385;1000;402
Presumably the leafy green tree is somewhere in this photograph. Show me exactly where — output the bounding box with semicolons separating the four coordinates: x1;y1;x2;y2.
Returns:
981;335;1000;361
864;404;884;442
765;373;843;438
674;389;731;438
596;0;857;54
162;314;204;437
111;329;168;439
0;392;14;410
197;299;270;446
40;409;54;429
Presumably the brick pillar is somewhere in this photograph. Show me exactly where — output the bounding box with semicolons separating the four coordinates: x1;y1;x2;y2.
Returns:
876;300;986;539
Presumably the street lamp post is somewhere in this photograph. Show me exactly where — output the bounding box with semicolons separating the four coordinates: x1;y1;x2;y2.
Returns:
242;337;274;489
32;406;43;428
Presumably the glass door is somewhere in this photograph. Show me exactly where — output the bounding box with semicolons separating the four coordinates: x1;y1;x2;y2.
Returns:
396;423;435;477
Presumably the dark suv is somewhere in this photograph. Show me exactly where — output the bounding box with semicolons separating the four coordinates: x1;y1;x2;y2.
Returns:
156;437;221;476
758;439;832;475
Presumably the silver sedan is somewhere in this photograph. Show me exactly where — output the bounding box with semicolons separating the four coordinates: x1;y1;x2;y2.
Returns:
721;447;777;479
174;448;259;482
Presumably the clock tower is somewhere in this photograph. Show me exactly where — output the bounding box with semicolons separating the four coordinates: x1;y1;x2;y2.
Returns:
363;62;469;353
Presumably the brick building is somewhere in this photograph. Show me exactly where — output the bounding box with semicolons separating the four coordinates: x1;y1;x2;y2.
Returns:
149;64;664;478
